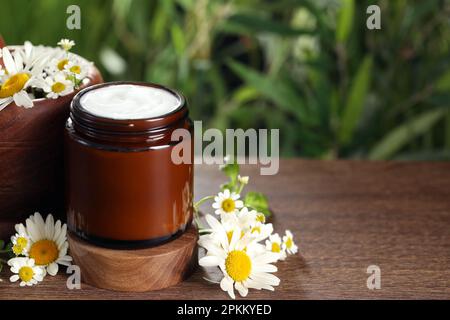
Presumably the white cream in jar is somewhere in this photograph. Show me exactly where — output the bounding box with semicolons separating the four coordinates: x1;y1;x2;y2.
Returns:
79;84;181;119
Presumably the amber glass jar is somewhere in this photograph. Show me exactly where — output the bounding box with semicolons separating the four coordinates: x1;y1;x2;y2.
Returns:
65;82;193;248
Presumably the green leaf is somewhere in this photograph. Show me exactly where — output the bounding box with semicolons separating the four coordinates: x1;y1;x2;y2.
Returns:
221;162;239;180
369;109;445;160
336;0;354;43
435;69;450;92
228;60;315;125
244;192;272;217
170;24;185;56
338;56;373;145
0;240;4;250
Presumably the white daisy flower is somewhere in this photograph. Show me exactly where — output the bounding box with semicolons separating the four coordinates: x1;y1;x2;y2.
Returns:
24;212;72;276
265;233;286;261
11;223;31;256
57;38;75;51
248;220;273;242
8;257;46;287
221;206;257;231
199;214;280;299
0;47;46;111
282;230;298;255
43;73;75;99
48;53;70;74
212;189;244;216
64;57;90;80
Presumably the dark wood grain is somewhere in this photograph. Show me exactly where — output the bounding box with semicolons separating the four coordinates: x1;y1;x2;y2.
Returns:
1;159;449;299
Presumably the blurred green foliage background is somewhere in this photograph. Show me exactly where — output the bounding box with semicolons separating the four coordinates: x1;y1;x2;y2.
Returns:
1;0;450;159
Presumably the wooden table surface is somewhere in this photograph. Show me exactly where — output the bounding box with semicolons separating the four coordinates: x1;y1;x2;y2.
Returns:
1;159;449;299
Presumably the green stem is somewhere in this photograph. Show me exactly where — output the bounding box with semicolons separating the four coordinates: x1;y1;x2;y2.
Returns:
193;195;215;211
236;182;245;195
193;210;206;230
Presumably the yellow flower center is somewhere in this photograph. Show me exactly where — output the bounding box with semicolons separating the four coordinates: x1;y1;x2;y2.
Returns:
286;237;293;249
51;82;66;93
18;266;34;282
29;240;59;266
13;236;29;254
256;213;265;223
17;237;28;247
251;226;261;234
70;65;81;74
271;242;281;253
221;199;235;213
57;59;69;70
225;250;252;282
13;244;24;255
0;73;30;98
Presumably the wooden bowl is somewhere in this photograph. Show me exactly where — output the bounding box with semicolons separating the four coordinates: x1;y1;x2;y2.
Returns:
0;49;103;238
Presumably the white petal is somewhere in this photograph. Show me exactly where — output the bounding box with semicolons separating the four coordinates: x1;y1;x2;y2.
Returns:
2;48;17;74
53;220;62;242
235;200;244;208
253;252;279;265
235;282;248;297
13;50;23;72
220;276;235;299
34;273;45;282
9;275;19;282
199;255;221;267
13;91;33;108
56;224;67;247
47;262;59;276
251;272;280;286
26;219;40;242
34;212;45;230
45;214;55;239
212;202;220;209
253;264;277;273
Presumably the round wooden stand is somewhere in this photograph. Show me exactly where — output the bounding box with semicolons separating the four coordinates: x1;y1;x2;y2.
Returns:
68;225;198;292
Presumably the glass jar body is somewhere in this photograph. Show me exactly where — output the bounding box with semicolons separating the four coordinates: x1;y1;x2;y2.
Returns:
65;82;193;248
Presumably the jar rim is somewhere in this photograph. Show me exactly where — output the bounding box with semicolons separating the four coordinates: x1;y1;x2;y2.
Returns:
70;81;188;134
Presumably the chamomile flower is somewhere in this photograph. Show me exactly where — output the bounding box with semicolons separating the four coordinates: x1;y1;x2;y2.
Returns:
64;58;89;80
25;212;72;276
221;207;257;230
212;189;244;216
58;39;75;51
282;230;298;255
43;73;74;99
265;233;286;261
199;214;280;299
0;47;44;111
11;223;31;256
248;220;273;242
8;257;45;287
